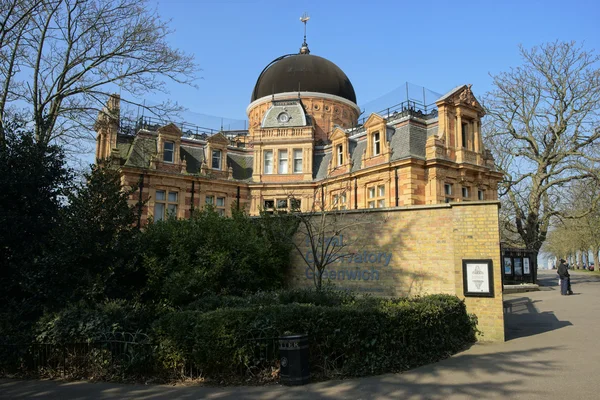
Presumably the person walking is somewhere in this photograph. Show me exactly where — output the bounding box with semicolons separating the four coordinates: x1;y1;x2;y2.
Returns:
557;259;573;295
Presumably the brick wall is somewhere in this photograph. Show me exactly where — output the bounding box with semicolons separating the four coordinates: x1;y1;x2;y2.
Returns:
287;201;504;342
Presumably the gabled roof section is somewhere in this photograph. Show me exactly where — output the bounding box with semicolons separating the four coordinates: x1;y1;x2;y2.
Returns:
436;84;484;113
437;85;465;103
157;123;182;138
363;112;386;128
207;132;229;145
330;126;347;141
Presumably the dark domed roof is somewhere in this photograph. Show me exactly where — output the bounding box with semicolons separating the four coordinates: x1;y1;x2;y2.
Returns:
251;54;356;104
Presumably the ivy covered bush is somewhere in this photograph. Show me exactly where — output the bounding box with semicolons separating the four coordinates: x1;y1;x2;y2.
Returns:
154;294;477;382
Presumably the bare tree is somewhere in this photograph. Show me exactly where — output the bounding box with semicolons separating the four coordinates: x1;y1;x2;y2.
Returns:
288;179;371;290
0;0;197;150
484;41;600;258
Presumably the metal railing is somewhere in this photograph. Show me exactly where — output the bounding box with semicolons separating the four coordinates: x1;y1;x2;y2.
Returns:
358;99;438;126
0;334;280;380
118;116;250;146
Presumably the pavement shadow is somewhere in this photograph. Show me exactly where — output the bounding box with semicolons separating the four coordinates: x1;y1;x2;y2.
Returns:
0;346;562;400
503;297;572;341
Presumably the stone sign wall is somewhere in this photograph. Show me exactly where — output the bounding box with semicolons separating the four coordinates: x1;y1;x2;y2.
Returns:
288;202;505;342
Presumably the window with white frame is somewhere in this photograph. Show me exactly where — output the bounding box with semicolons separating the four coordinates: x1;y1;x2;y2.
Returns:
205;195;214;206
216;196;226;216
163;141;174;163
278;149;288;174
293;149;303;173
276;199;288;210
367;184;385;208
264;150;273;174
154;190;178;221
332;192;347;210
373;131;381;156
212;149;222;170
337;144;344;166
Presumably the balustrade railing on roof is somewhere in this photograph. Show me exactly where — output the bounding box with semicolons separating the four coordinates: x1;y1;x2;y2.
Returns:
357;99;438;127
118;116;249;146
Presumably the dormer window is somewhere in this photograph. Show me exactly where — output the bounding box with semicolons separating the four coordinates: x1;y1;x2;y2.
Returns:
373;131;381;156
212;149;221;170
163;141;174;163
337;144;344;166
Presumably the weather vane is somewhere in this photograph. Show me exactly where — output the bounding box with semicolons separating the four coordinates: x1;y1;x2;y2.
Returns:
299;12;310;54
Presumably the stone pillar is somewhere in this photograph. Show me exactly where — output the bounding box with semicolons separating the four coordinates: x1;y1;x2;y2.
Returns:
473;120;480;153
456;109;463;148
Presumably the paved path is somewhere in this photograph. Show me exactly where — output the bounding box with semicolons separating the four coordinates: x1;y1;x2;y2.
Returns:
2;269;599;400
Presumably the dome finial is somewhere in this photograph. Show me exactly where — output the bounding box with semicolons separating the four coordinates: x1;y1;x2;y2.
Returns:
299;13;310;54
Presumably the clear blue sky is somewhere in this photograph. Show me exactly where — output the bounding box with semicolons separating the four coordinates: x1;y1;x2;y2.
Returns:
149;0;599;127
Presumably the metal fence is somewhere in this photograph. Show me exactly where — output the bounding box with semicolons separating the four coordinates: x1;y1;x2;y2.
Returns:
0;334;281;381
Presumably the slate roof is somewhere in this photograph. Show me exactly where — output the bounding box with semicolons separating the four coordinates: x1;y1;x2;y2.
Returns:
389;124;427;161
437;85;465;102
228;153;254;180
313;152;332;180
181;145;204;174
350;139;366;172
124;136;156;168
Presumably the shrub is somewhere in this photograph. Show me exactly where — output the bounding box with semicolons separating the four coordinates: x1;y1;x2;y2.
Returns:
184;288;358;312
154;294;476;382
34;301;159;344
139;209;295;306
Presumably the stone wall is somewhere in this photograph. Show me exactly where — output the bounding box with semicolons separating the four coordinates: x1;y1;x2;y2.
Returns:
287;201;505;342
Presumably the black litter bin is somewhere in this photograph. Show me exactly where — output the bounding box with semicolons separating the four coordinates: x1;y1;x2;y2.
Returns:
279;334;310;386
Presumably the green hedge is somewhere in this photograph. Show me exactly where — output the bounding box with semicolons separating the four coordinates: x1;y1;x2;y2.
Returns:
154;294;477;381
184;288;359;312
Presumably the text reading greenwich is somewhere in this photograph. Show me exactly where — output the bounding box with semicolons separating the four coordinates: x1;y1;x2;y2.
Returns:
303;236;393;282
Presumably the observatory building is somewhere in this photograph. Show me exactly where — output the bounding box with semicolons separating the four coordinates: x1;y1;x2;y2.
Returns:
95;30;502;223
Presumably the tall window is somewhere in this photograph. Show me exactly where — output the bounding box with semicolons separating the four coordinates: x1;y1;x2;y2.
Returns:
462;187;470;199
264;150;273;174
461;123;468;148
444;183;453;203
373;131;381;156
278;150;288;174
333;192;347;210
163;141;174;163
337;144;344;166
367;184;385;208
216;196;226;216
212;149;221;170
478;189;485;201
154;190;178;221
293;149;303;173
